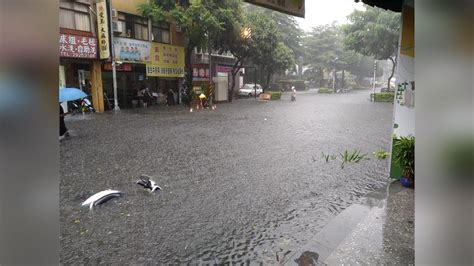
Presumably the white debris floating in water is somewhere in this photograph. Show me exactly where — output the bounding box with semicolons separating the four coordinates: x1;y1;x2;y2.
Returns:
81;189;122;210
136;175;162;192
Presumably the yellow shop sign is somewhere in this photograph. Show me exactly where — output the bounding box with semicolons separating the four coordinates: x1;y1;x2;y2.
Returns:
146;43;185;78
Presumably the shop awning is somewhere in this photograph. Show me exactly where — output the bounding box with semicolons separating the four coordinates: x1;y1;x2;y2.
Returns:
355;0;402;12
243;0;305;18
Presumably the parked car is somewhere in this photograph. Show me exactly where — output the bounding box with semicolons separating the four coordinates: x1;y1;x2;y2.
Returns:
239;84;263;97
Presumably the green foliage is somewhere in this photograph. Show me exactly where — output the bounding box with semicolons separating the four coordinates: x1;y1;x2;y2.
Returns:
393;136;415;178
245;11;295;88
371;92;394;102
373;149;390;160
320;150;369;169
343;6;400;88
268;91;282;100
140;0;235;105
318;87;333;93
245;4;303;59
266;84;281;92
266;10;303;57
321;152;331;162
339;149;369;169
277;79;306;90
343;7;400;60
302;23;371;87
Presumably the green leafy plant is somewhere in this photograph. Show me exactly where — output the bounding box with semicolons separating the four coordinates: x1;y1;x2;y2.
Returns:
339;149;369;169
268;91;282;100
392;136;415;180
320;150;368;169
318;87;333;94
321;152;330;162
371;92;394;102
373;149;390;159
321;152;338;163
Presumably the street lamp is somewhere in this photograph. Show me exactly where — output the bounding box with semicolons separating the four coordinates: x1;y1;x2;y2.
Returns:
241;27;252;40
240;27;256;98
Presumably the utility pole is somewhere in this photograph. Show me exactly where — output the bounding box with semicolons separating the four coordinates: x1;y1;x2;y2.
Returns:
332;57;338;93
208;34;213;106
372;60;377;101
107;0;120;111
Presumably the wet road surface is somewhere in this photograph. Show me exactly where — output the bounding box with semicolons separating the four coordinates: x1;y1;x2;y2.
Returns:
60;90;393;264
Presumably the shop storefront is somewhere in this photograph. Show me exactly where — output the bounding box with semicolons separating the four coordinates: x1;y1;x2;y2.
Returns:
146;42;185;105
192;64;210;93
103;37;184;108
59;31;104;112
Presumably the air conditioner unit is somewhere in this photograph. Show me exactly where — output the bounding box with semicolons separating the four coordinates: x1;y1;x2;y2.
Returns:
112;21;123;33
176;25;182;33
111;9;118;19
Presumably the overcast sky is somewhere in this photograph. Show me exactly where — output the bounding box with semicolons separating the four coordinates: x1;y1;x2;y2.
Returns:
295;0;365;32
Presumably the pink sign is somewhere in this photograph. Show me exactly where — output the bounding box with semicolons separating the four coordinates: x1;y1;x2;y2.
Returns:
59;34;97;59
217;65;232;73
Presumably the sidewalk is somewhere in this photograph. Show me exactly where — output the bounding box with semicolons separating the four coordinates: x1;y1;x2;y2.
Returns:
285;180;414;265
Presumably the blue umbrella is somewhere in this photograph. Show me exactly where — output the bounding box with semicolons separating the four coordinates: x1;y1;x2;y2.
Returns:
59;87;88;102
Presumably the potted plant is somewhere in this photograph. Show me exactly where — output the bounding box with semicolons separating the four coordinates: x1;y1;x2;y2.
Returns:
393;136;415;188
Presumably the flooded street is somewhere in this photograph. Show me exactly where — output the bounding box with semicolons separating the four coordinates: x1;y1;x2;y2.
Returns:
60;90;393;264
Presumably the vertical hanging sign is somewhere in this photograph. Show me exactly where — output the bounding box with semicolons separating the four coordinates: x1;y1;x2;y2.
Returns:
96;0;110;59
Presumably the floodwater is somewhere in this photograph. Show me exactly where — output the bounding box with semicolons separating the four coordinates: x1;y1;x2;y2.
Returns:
60;90;393;264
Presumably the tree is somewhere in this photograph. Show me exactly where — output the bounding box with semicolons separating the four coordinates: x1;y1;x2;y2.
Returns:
303;23;358;89
343;6;401;89
262;42;295;89
139;0;225;105
210;0;248;102
261;8;303;75
245;5;303;76
302;22;392;90
246;11;295;90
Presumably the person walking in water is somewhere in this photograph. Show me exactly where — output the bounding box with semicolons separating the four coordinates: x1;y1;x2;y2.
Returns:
59;104;69;140
291;86;296;102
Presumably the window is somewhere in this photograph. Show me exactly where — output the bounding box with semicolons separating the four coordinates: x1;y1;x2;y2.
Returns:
59;1;91;31
152;22;170;44
117;13;149;41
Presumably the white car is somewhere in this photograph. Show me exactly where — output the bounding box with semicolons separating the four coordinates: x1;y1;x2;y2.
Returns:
239;84;263;97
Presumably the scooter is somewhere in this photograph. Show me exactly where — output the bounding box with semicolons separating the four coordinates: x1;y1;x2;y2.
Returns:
68;97;95;115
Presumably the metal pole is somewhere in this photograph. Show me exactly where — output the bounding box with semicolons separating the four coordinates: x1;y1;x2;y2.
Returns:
372;60;377;102
208;35;213;106
333;58;338;93
332;68;336;93
254;67;257;99
107;0;120;111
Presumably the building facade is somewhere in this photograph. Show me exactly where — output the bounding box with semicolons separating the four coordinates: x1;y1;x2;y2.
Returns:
59;0;104;111
191;47;243;102
59;0;186;111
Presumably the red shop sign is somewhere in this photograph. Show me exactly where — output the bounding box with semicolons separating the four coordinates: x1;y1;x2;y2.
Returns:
217;65;232;73
59;34;97;59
